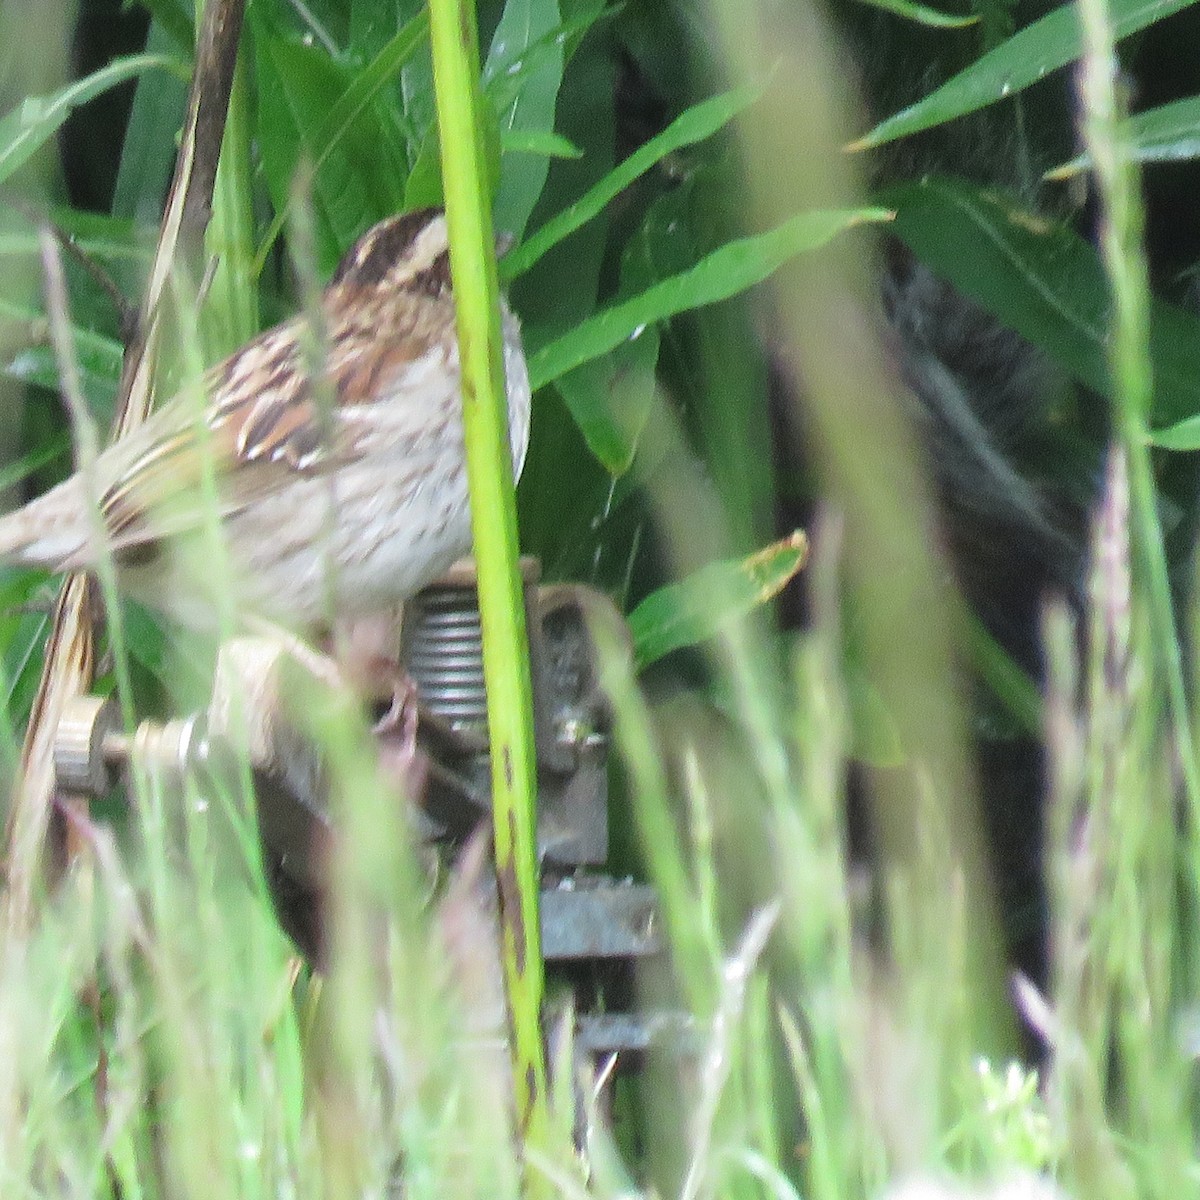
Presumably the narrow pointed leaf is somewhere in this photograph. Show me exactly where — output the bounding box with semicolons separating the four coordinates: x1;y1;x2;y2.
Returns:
486;0;564;241
312;11;429;158
0;54;180;187
501;128;582;159
853;0;1200;148
629;532;809;669
0;296;124;411
529;207;890;389
502;81;764;281
884;176;1200;430
112;23;189;219
250;11;429;271
135;0;195;52
857;0;979;27
1049;94;1200;178
1151;414;1200;450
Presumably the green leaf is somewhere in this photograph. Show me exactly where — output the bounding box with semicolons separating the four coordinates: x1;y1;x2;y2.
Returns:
134;0;195;54
527;206;891;389
203;49;259;359
503;81;763;282
0;296;124;413
558;0;614;58
1151;414;1200;450
112;22;189;220
554;331;659;475
485;9;605;115
313;11;429;158
505;18;614;336
883;176;1200;429
253;34;408;272
855;0;979;28
501;128;582;159
398;13;438;143
510;19;616;570
350;0;423;60
119;601;172;683
0;210;144;264
642;178;777;552
0;567;52;729
550;191;684;475
852;0;1200;148
254;11;430;270
1048;94;1200;179
0;53;182;188
0;435;69;494
486;0;565;241
403;124;444;210
403;95;503;213
628;531;809;669
965;615;1043;736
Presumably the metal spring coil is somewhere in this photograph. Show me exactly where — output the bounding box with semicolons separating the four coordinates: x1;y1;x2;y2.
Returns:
401;585;488;731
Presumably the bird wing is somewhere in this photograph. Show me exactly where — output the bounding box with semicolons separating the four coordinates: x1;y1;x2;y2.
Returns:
95;298;454;562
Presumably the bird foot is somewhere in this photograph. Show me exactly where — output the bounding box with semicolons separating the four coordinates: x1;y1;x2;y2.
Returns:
371;663;431;802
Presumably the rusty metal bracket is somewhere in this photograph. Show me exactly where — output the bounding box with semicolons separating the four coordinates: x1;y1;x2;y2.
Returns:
51;564;682;1064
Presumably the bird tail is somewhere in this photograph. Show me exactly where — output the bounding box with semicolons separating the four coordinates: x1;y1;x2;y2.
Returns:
0;475;92;571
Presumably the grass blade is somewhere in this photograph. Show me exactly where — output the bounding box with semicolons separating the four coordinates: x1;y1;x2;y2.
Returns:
629;531;808;669
851;0;1200;149
502;81;765;281
528;207;890;389
486;0;565;241
0;54;181;187
1048;94;1200;178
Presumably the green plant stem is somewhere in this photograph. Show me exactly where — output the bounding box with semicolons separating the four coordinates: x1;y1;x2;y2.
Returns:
427;0;549;1167
1077;0;1200;826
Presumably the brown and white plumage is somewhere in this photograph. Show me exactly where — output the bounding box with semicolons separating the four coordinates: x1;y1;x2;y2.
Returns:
0;209;531;630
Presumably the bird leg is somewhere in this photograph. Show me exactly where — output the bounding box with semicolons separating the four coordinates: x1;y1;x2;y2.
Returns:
326;608;431;802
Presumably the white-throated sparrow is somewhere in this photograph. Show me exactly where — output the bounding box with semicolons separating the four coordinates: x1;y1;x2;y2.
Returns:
0;208;532;632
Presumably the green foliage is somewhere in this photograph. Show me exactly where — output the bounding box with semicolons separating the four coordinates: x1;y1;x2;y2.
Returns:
4;0;1200;1197
1050;94;1200;177
628;531;808;669
0;54;184;188
251;16;416;270
882;177;1200;429
852;0;1200;148
528;206;892;388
